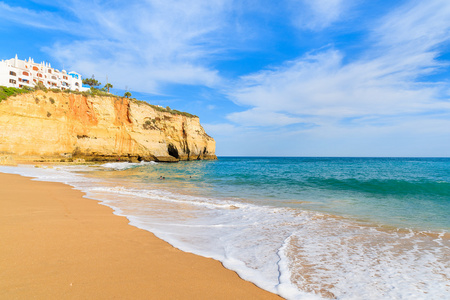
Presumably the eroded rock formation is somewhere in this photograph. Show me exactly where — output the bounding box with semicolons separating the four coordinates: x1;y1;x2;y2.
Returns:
0;90;216;163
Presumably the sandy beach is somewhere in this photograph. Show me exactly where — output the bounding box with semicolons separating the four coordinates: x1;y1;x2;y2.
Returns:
0;172;280;299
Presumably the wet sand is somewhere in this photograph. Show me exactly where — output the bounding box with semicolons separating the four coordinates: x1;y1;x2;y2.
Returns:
0;173;281;299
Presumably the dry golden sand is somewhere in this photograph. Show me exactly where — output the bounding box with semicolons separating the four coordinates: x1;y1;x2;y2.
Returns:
0;173;281;299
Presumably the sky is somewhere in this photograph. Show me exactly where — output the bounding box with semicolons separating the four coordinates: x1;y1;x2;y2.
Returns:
1;0;449;157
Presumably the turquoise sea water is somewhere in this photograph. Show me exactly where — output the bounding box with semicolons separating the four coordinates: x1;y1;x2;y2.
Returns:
119;157;450;231
2;157;449;299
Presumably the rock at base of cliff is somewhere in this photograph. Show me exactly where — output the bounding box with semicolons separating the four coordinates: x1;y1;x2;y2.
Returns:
155;156;180;163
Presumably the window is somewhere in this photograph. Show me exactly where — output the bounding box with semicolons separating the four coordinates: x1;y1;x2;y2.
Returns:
75;82;79;86
9;71;16;76
9;79;16;84
48;69;52;73
33;66;39;71
51;75;57;80
23;71;29;76
37;73;43;78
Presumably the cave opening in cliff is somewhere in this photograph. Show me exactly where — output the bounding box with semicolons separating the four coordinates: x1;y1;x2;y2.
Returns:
168;144;179;159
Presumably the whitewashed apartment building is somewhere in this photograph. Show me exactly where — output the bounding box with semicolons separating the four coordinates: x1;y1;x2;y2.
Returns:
0;55;88;91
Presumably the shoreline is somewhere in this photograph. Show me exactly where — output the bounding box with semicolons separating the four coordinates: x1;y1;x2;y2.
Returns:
0;172;281;299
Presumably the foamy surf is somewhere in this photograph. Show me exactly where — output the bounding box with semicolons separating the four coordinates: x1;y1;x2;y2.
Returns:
101;161;157;170
1;158;449;299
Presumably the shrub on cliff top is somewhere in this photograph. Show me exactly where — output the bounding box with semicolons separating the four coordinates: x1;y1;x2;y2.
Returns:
34;82;47;92
89;87;110;97
131;99;197;118
0;86;32;102
170;109;197;118
82;75;101;88
0;85;197;118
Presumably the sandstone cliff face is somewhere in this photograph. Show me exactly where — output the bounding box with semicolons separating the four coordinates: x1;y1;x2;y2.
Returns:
0;91;216;162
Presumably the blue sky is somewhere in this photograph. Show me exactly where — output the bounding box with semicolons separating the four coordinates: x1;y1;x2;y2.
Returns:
1;0;449;157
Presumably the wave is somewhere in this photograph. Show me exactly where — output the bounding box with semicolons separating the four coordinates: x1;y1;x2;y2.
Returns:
2;163;449;299
100;161;157;170
309;177;450;198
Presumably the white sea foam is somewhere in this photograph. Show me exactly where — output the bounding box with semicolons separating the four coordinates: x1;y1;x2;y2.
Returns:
100;161;157;170
0;164;93;185
1;164;448;300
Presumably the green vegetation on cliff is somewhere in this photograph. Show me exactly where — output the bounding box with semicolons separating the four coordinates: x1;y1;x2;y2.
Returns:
0;86;32;102
0;85;197;118
82;76;101;88
132;99;198;118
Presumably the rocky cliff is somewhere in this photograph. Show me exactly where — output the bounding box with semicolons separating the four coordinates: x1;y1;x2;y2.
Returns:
0;90;216;163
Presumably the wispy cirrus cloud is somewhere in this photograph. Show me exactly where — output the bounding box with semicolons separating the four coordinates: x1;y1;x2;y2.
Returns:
287;0;353;30
0;2;75;31
227;108;305;127
0;0;358;93
1;0;232;92
227;0;450;131
56;0;231;91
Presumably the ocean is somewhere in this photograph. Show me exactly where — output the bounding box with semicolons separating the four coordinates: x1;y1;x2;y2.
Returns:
2;157;449;299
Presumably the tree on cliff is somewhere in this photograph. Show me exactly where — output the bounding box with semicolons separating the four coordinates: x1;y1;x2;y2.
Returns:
124;91;132;98
82;75;101;88
104;83;113;93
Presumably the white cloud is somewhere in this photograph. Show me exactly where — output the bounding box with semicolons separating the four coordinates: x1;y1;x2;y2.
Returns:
2;0;230;92
288;0;351;30
374;0;450;52
227;108;304;126
0;2;75;30
207;114;450;156
227;0;450;131
67;0;229;91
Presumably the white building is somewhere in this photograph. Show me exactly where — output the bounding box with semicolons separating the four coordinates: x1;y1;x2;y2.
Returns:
0;55;89;92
